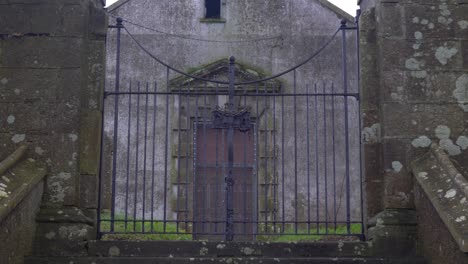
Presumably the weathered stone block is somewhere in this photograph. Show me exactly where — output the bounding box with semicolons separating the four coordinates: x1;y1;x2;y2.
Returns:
382;103;465;138
82;40;106;110
382;138;411;172
384;172;414;209
404;4;456;40
377;3;404;38
33;207;96;256
363;143;383;184
171;162;191;183
0;103;10;133
422;41;462;70
171;196;188;212
89;0;108;38
259;145;276;158
34;222;93;257
405;71;459;103
50;96;81;133
172;143;192;158
79;110;102;175
379;39;414;72
367;209;418;256
362;109;380;132
404;0;459;5
359;42;380;110
0;5;30;34
0;1;86;36
1;101;49;133
59;4;87;37
2;37;83;68
258;168;278;184
43;170;78;207
380;71;406;103
80;174;98;209
365;181;384;218
461;40;468;70
0;68;54;103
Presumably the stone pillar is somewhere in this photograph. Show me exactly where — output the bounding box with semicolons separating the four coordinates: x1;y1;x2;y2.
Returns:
0;0;107;256
359;0;468;254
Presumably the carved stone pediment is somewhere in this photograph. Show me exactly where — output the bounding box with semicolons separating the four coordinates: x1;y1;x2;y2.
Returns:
169;59;282;93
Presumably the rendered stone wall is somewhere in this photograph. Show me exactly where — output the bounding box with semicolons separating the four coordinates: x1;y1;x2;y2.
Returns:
360;0;468;215
104;0;362;228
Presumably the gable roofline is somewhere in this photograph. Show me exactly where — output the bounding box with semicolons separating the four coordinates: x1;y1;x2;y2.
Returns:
106;0;131;12
316;0;355;23
106;0;355;23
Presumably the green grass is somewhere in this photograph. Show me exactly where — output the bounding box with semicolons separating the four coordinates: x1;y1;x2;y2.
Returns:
100;211;362;242
100;212;191;241
257;223;363;242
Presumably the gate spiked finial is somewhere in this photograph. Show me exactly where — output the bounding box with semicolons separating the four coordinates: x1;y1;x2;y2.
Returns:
340;19;347;28
116;17;123;27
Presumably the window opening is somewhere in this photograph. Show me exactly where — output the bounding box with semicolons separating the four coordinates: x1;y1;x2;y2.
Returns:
205;0;221;19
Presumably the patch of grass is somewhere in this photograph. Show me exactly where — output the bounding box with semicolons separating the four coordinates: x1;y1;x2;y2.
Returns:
257;224;363;242
99;211;362;242
100;211;191;241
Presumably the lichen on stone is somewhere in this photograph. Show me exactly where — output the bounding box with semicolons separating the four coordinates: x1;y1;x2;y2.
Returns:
392;161;403;173
445;189;457;199
454;74;468;112
412;136;431;148
456;136;468;150
435;125;451;140
435;46;458;65
11;134;25;143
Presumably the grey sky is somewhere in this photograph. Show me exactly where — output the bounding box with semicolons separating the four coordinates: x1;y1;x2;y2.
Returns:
105;0;359;15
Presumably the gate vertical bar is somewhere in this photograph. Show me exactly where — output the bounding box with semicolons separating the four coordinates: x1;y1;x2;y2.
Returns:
124;81;132;231
293;70;298;234
142;83;149;232
225;56;236;241
133;82;141;232
151;81;158;232
341;19;352;234
110;17;123;233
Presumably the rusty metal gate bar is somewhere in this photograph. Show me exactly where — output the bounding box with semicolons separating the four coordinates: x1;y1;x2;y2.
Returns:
97;17;363;241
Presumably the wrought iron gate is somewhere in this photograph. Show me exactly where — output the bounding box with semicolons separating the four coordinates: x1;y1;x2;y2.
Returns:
98;17;364;241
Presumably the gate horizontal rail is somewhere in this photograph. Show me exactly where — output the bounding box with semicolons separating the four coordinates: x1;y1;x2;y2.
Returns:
105;91;360;98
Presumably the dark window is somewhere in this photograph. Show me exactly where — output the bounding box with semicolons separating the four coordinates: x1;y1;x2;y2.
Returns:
205;0;221;19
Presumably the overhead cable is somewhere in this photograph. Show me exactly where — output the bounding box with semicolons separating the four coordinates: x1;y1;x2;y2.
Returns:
122;25;341;85
108;14;282;44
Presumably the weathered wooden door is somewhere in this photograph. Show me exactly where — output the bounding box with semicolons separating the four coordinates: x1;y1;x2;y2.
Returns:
194;126;255;241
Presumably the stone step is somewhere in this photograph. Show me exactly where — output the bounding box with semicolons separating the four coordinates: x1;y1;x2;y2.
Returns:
25;256;427;264
86;241;374;258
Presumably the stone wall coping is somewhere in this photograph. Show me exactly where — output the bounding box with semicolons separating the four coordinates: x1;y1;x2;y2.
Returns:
411;143;468;252
0;145;28;176
0;147;47;223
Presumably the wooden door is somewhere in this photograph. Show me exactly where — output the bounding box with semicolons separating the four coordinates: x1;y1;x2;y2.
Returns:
193;126;255;241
